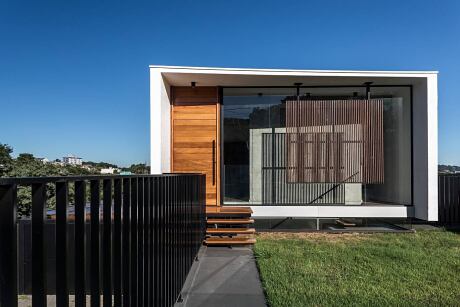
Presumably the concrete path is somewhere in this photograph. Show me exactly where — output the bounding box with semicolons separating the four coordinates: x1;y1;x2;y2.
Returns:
176;246;267;307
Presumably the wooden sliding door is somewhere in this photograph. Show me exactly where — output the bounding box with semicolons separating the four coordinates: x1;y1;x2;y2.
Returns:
171;87;220;206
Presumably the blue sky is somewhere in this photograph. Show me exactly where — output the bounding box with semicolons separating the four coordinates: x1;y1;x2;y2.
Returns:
1;0;459;166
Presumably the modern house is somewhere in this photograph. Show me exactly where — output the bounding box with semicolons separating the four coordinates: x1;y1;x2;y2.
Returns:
150;65;438;227
62;154;83;165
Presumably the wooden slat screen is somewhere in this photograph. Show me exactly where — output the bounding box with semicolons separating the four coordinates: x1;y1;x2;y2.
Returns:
286;98;384;184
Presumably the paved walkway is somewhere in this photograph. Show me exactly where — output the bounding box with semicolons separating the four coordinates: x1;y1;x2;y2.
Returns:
176;246;267;307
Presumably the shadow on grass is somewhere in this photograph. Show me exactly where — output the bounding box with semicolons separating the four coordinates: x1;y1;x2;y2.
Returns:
445;227;460;234
434;223;460;234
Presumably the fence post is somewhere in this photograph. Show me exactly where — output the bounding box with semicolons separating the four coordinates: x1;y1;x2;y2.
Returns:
102;179;112;307
0;184;18;307
55;181;69;307
90;180;101;307
74;180;86;307
31;183;47;307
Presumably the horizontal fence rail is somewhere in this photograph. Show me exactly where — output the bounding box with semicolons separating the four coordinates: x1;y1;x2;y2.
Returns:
0;174;206;307
439;174;460;224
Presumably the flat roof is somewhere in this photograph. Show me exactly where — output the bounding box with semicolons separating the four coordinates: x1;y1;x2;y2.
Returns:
150;65;438;87
150;65;438;75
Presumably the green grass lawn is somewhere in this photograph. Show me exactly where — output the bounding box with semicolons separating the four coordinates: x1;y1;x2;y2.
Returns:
254;231;460;307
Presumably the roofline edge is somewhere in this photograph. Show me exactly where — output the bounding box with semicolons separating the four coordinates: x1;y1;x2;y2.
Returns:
148;65;439;75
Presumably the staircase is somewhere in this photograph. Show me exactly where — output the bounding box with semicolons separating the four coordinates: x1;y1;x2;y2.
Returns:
205;206;256;246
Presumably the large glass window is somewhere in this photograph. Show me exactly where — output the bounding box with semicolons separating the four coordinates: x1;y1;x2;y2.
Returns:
222;87;412;206
222;88;292;204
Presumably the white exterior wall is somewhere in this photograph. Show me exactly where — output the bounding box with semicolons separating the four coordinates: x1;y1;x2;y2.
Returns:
412;74;438;221
149;66;438;221
150;68;171;174
426;75;439;221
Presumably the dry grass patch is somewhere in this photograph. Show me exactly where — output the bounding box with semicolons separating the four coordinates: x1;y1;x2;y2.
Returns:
256;231;370;243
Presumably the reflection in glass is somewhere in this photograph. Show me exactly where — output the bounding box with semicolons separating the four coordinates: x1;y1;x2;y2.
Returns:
222;87;412;206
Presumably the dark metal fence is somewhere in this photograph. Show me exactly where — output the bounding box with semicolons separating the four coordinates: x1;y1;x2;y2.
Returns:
439;174;460;224
0;174;206;307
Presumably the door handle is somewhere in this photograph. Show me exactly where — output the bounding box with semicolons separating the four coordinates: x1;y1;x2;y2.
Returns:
212;140;216;186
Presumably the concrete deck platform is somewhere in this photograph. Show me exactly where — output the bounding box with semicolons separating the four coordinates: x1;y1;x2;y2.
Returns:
176;246;266;307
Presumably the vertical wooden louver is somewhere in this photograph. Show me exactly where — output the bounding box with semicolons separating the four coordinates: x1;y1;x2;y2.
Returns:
286;98;384;184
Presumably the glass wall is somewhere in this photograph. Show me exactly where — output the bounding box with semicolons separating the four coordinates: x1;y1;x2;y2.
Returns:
222;88;292;204
222;86;412;206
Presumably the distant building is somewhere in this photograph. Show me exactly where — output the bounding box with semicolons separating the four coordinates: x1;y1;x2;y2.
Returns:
37;158;49;164
100;167;120;174
63;155;82;165
120;171;132;175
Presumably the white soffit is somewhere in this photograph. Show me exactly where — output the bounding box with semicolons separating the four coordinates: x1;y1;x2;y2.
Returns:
150;65;438;87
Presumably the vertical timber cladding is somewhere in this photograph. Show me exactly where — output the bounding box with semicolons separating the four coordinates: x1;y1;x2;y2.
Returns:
171;87;220;206
286;98;384;184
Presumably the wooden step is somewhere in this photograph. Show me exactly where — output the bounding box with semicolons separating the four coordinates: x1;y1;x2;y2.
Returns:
206;228;256;235
206;206;253;215
207;218;254;225
206;212;252;218
205;236;256;246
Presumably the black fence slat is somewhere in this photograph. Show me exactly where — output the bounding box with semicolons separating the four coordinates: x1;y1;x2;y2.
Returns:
153;176;160;307
166;176;171;305
122;178;131;307
174;176;177;301
74;180;86;307
143;177;150;307
31;183;47;307
454;177;459;223
102;179;112;307
0;184;18;307
160;177;166;306
130;178;138;307
137;178;144;307
90;180;101;307
113;178;122;307
55;181;69;307
440;176;444;223
149;177;155;307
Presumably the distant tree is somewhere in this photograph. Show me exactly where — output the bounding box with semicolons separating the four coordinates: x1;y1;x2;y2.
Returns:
84;161;119;169
6;150;99;217
7;153;59;216
0;143;13;176
129;163;150;174
1;144;122;217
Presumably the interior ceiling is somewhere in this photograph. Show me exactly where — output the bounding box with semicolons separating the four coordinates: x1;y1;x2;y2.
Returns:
162;72;425;87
